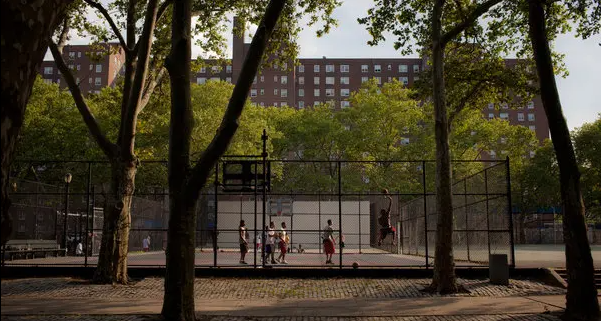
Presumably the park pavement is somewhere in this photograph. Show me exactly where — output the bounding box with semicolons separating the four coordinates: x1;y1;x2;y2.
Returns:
1;277;580;320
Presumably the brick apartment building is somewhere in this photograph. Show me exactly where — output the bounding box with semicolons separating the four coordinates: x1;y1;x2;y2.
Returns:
39;19;549;147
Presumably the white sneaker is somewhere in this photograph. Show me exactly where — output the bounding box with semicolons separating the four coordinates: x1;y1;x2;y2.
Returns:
282;260;288;264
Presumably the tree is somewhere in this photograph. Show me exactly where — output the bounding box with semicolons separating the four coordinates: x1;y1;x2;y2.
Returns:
1;0;75;247
162;0;339;319
525;1;600;318
573;116;601;223
359;0;506;293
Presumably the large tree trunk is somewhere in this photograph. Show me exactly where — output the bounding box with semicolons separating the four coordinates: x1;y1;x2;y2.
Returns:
93;159;137;284
429;0;458;294
1;0;73;247
162;0;194;317
528;1;599;320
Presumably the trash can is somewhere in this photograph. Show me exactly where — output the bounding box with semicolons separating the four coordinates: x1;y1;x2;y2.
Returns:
489;254;509;285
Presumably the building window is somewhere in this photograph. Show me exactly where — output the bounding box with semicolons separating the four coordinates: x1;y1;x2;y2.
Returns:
273;88;278;95
298;77;304;85
374;65;381;72
77;52;82;58
529;151;536;158
488;103;495;109
314;65;320;72
326;64;334;72
89;64;94;71
250;89;257;97
298;65;305;73
529;125;536;131
196;77;206;84
414;76;420;81
490;150;497;159
340;77;350;85
259;75;263;82
341;101;350;108
260;102;264;107
325;88;335;97
69;52;75;58
273;102;278;107
96;64;102;72
399;76;408;85
528;113;535;121
361;65;368;73
226;77;232;83
274;75;278;83
226;65;232;73
314;101;320;106
518;113;524;121
326;77;335;85
314;89;320;97
95;77;102;86
211;66;220;73
500;112;509;120
375;77;382;84
44;78;52;84
413;65;420;72
210;77;219;82
298;101;304;109
281;102;286;107
75;78;79;84
68;64;74;70
314;77;320;85
488;113;494;119
89;78;92;84
200;67;206;73
501;103;509;109
401;138;410;145
18;212;25;220
527;101;535;109
18;223;26;233
281;89;288;97
44;67;53;75
341;89;350;97
361;77;369;83
340;65;349;73
399;64;408;73
281;76;287;84
76;65;81;71
260;89;264;95
387;64;392;71
299;89;304;97
283;62;288;70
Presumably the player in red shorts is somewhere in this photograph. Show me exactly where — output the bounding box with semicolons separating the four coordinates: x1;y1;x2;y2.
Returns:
322;219;335;264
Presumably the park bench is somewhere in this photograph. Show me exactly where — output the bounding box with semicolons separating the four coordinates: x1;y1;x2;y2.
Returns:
3;239;66;261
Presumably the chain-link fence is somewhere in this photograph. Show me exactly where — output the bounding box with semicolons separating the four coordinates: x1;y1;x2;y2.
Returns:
3;158;513;268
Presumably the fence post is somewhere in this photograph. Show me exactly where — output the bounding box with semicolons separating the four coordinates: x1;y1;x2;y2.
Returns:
261;129;268;268
358;193;362;254
85;162;92;267
464;179;470;261
253;162;258;268
338;160;342;269
214;162;219;268
90;186;95;255
318;191;321;254
505;157;516;268
422;161;429;269
484;168;491;257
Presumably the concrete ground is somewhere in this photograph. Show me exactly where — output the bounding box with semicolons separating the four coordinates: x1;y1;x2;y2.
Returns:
5;244;599;268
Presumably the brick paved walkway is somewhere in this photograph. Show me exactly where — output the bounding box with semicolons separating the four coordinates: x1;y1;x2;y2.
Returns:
0;277;565;299
0;315;563;321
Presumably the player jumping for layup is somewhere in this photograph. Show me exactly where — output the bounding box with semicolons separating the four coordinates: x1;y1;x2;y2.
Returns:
377;189;396;246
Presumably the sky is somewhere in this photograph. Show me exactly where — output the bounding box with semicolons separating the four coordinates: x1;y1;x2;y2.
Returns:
64;0;601;130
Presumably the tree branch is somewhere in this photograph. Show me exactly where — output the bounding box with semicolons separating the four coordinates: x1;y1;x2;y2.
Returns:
441;0;502;45
157;0;173;23
186;0;287;197
49;41;117;158
448;79;488;126
139;67;166;112
56;16;71;50
121;0;159;158
83;0;130;52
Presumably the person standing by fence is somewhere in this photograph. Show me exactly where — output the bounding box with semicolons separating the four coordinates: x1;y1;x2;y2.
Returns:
239;220;249;264
322;219;335;264
277;222;289;264
142;236;150;252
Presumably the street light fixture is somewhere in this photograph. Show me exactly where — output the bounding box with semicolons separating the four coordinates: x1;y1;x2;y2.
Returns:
62;173;72;251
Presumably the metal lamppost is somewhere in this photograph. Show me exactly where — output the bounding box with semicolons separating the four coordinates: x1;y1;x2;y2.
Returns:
62;173;72;250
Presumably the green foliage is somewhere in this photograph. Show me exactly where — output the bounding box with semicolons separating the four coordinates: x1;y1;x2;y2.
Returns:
573;115;601;222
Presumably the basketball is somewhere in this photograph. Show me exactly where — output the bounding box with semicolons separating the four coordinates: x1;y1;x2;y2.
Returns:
352;262;359;269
